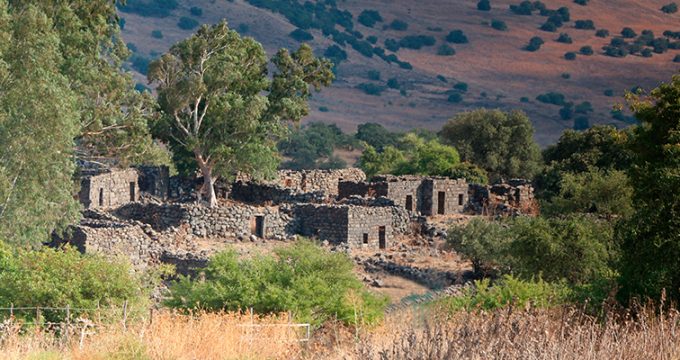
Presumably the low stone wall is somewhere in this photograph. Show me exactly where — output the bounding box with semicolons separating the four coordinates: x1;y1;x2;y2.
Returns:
239;168;366;196
230;181;328;205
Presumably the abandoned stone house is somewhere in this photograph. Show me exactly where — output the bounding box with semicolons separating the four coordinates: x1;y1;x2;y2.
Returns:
78;168;139;209
338;175;469;216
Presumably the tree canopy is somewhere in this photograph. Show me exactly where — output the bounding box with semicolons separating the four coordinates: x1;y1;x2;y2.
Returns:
148;21;333;206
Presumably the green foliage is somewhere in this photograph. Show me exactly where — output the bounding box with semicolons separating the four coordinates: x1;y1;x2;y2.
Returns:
453;82;468;92
564;52;577;60
0;246;145;323
355;123;400;151
536;92;567;106
561;73;571;79
542;169;634;218
604;89;614;96
574;0;588;5
177;16;199;30
447;218;510;275
356;82;386;96
556;33;572;44
574;20;595;30
510;1;539;15
278;122;353;170
435;276;572;312
580;45;594;55
437;44;456;56
449;162;489;184
166;241;388;326
526;36;544;51
477;0;491;11
439;109;542;181
596;29;609;37
447;93;463;103
324;45;347;65
446;30;468;44
491;19;507;31
358;145;405;178
367;70;381;80
389;19;408;31
384;38;400;52
149;22;333;206
399;35;436;49
117;0;179;18
190;6;203;17
674;54;680;63
618;73;680;302
661;3;678;13
358;9;382;28
290;28;313;41
621;27;637;39
573;116;589;130
151;30;163;39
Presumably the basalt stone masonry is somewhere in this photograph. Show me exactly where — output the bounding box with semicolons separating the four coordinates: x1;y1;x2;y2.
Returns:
238;168;366;196
79;168;139;209
468;179;537;215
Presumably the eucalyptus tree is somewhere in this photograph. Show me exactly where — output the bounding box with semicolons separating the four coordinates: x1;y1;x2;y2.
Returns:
148;21;333;207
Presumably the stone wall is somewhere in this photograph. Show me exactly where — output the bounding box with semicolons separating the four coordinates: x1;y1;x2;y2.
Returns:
136;165;170;199
79;169;139;209
239;168;366;196
468;179;536;216
230;181;328;205
421;178;469;216
114;202;296;240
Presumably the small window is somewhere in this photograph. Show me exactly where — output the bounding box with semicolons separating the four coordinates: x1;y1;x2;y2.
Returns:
458;193;464;206
405;195;413;211
98;188;104;207
363;233;369;244
130;182;136;202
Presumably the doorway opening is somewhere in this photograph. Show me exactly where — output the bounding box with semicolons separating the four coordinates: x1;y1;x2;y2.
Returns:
437;192;446;215
98;188;104;207
378;226;386;249
130;182;136;202
405;195;413;211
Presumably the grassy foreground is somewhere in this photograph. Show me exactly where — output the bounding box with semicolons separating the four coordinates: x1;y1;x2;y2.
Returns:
2;304;680;360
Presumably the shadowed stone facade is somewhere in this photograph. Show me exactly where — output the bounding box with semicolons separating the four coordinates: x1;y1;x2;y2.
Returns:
238;168;366;196
78;168;139;209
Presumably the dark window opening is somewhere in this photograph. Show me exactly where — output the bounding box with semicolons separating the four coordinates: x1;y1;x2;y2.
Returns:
437;192;446;215
363;233;369;244
458;193;464;206
130;182;136;202
405;195;413;211
98;188;104;207
252;215;265;238
378;226;386;249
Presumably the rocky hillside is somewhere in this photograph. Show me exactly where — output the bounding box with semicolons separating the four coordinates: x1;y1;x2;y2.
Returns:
119;0;680;144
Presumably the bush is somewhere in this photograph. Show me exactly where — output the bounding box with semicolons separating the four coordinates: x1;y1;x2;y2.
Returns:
324;45;348;65
190;6;203;16
574;0;588;5
351;40;374;57
453;82;469;92
561;72;571;79
290;28;313;41
520;96;529;102
356;82;386;96
390;19;408;31
491;19;508;31
0;246;146;323
604;89;614;96
564;52;577;60
510;1;537;15
557;33;572;44
478;0;491;11
641;48;653;57
399;35;436;49
575;101;593;114
595;29;609;37
449;162;489;184
661;3;678;13
177;16;199;30
437;44;456;56
447;218;510;275
674;54;680;63
237;23;250;34
384;38;400;52
366;35;378;44
573;116;590;130
435;276;572;312
579;45;594;55
621;27;637;38
446;30;469;44
447;93;463;103
166;241;388;326
560;104;574;120
127;42;138;52
540;21;557;32
367;70;381;80
358;9;383;27
536;92;567;106
574;20;595;30
526;36;544;51
387;78;400;89
129;54;151;74
151;30;163;39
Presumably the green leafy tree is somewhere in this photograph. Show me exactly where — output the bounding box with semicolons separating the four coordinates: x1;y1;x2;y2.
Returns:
358;145;406;178
355;123;400;151
439;109;542;182
0;4;80;246
447;218;510;275
395;133;460;176
148;22;333;206
278;122;353;170
166;240;387;326
618;74;680;302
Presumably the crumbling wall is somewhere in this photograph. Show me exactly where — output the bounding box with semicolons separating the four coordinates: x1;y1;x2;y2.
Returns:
421;178;468;216
239;168;365;196
468;180;536;216
136;165;169;199
230;181;328;205
79;169;139;209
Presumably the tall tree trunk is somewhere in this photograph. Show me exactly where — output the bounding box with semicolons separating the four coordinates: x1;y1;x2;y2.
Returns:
196;154;218;207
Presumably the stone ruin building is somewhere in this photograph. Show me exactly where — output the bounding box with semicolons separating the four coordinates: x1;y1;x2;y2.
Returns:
55;166;535;271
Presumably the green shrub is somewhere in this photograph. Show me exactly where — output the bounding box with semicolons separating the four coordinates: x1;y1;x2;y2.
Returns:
290;28;313;41
318;106;329;112
573;116;590;130
351;40;374;57
574;20;595;30
560;104;574;120
595;29;609;37
575;101;593;114
604;89;614;96
447;218;510;275
151;30;163;39
674;54;680;63
579;45;594;55
367;70;381;80
561;72;571;79
564;51;577;60
446;30;469;44
389;19;408;31
491;19;507;31
453;82;468;92
557;33;572;44
190;6;203;16
177;16;199;30
356;82;386;96
520;96;529;102
477;0;491;11
536;92;567;106
0;246;146;323
526;36;544;51
437;44;456;56
434;275;572;312
324;45;348;65
358;9;382;27
541;21;557;32
447;93;463;103
399;35;436;49
449;162;489;184
661;3;678;13
621;27;637;38
237;23;250;34
384;38;400;52
129;54;151;74
166;241;388;326
574;0;588;5
387;78;400;89
510;1;537;15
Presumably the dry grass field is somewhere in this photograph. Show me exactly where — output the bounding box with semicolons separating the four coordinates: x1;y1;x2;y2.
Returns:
3;303;680;359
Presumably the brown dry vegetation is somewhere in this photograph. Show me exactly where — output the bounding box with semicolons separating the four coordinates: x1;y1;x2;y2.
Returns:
4;305;680;359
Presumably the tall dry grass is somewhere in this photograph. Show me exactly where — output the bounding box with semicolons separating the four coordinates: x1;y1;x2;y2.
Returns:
0;311;304;360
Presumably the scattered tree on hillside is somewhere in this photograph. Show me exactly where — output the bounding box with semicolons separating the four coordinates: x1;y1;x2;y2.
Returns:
526;36;545;51
661;3;678;13
478;0;491;11
446;30;469;44
148;22;333;206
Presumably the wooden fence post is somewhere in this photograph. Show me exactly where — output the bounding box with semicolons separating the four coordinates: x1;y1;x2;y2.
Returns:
122;300;128;331
9;303;13;319
36;307;41;331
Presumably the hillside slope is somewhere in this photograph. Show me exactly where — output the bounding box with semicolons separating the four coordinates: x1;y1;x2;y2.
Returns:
119;0;680;144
